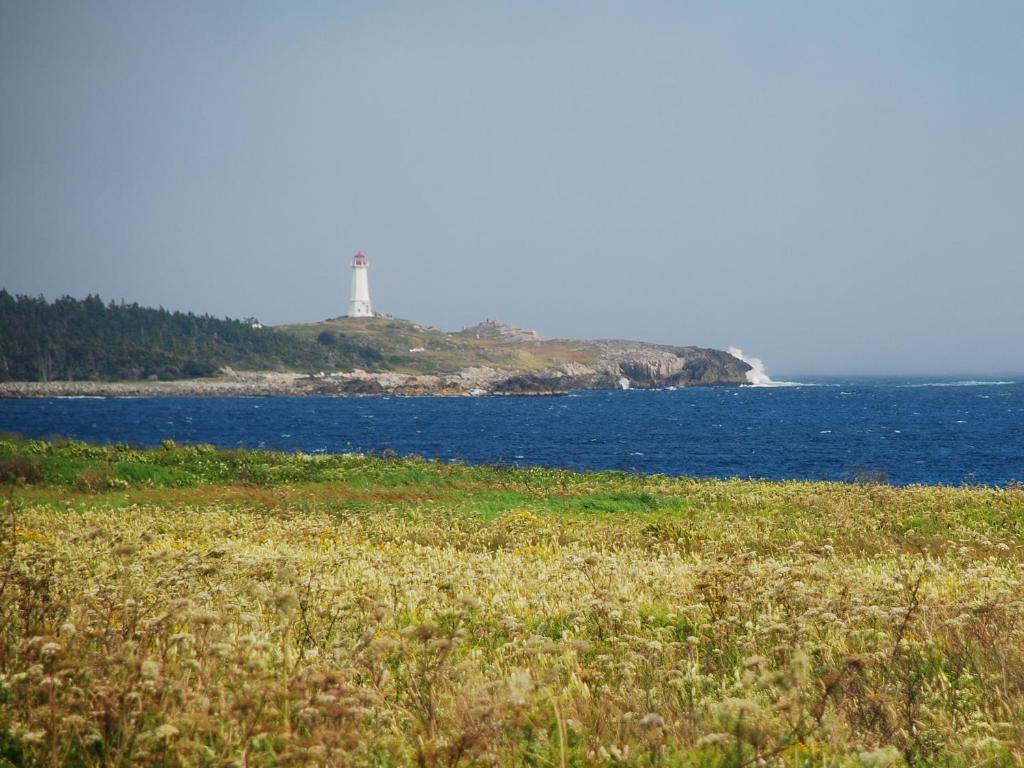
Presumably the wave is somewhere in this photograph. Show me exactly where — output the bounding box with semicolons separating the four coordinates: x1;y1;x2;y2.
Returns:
896;380;1016;388
727;346;817;387
743;380;812;388
727;346;773;385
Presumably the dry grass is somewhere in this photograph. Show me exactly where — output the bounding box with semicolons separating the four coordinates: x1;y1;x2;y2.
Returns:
2;444;1024;766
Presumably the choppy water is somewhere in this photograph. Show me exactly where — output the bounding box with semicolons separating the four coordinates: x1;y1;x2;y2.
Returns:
2;378;1022;486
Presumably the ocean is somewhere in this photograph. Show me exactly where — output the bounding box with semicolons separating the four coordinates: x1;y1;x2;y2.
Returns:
1;378;1022;486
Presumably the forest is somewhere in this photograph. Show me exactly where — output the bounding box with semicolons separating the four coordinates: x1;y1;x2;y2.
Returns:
0;291;374;381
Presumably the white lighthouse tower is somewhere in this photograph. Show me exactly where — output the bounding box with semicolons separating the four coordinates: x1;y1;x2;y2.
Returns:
347;251;373;317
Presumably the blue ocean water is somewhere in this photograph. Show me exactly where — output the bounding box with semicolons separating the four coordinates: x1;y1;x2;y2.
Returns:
1;378;1022;486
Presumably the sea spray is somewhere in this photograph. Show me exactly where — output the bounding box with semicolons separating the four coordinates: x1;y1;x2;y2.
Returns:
727;347;774;386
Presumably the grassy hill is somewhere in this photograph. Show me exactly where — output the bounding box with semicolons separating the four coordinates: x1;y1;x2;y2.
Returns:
278;316;751;389
278;316;603;376
2;437;1023;765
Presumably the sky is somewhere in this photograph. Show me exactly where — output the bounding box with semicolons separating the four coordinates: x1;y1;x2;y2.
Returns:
1;2;1022;376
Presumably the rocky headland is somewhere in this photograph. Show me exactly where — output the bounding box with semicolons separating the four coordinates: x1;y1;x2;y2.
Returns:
0;317;751;398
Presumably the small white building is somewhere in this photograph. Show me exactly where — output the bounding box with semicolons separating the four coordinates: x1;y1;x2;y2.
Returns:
348;251;373;317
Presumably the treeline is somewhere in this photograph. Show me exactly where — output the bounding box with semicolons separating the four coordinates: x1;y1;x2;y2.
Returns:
0;291;380;381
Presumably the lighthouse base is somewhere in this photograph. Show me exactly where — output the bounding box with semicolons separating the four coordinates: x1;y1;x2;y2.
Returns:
348;301;373;318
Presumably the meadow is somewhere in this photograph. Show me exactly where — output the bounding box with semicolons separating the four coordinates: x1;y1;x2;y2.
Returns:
2;437;1023;767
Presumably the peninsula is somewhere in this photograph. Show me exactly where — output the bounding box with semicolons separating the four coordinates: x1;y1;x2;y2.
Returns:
0;291;750;397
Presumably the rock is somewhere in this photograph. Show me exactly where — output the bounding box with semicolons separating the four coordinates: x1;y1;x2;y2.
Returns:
491;375;569;396
333;378;385;395
459;320;545;342
597;342;750;388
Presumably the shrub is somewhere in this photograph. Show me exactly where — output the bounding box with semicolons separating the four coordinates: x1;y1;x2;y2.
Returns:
73;467;129;492
0;456;42;485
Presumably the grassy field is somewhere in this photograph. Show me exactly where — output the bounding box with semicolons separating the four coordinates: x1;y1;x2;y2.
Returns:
2;438;1023;767
277;316;601;376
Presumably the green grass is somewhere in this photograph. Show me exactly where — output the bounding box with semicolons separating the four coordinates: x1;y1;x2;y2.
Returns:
276;315;604;375
3;436;1022;557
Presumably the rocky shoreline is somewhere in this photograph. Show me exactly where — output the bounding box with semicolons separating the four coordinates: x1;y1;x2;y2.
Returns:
0;377;565;398
0;341;752;398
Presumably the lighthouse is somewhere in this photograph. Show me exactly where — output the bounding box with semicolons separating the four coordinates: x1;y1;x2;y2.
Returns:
348;251;373;317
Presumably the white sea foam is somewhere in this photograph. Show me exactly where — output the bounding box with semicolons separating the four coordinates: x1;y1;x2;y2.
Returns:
727;347;806;387
896;380;1016;388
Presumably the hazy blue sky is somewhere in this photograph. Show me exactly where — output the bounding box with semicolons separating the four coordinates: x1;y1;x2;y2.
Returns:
2;2;1022;375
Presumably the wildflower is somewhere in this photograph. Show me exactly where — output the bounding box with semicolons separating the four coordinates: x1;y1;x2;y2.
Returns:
275;563;298;582
153;724;180;741
272;589;299;614
83;731;104;747
190;608;218;626
427;637;453;653
40;641;62;657
696;733;736;748
507;667;533;706
209;642;232;657
856;746;902;767
639;713;664;730
713;698;770;746
401;623;438;641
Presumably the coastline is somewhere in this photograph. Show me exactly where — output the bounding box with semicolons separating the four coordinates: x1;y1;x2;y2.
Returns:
0;372;567;398
0;365;747;398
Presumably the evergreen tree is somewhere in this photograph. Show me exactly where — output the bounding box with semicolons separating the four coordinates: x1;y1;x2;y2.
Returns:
0;290;368;381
